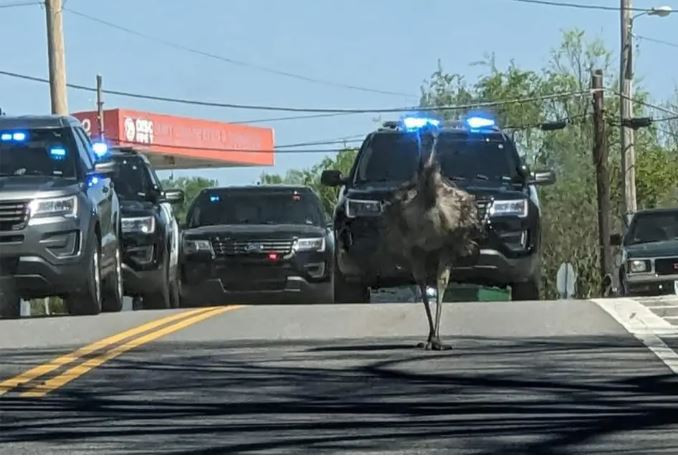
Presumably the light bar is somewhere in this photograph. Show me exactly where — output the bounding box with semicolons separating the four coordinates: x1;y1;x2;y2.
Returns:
12;132;27;141
1;133;11;141
402;117;440;130
209;195;220;203
466;116;496;129
92;142;108;157
49;147;66;160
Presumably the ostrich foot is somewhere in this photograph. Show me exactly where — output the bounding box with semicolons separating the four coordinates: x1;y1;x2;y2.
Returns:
416;332;436;349
429;337;452;351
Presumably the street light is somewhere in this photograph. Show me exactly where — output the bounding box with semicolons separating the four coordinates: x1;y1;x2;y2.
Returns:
619;3;672;224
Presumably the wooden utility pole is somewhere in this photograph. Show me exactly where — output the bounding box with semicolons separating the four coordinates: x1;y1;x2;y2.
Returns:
620;0;637;222
45;0;68;115
96;74;104;139
592;69;613;290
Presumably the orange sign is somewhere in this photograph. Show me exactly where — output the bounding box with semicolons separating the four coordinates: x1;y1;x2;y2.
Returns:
72;109;274;167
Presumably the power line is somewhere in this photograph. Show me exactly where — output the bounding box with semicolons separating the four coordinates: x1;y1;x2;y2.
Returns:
108;137;354;154
636;34;678;49
504;0;674;13
63;7;416;100
0;1;41;9
230;112;357;125
612;90;678;116
0;68;593;115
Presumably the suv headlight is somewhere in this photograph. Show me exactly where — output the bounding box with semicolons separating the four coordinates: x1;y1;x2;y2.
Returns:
489;199;528;218
183;239;213;255
294;237;326;252
29;195;78;222
628;259;651;274
346;199;382;218
122;216;156;234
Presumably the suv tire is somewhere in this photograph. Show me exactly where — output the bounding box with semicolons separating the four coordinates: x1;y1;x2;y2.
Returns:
0;290;20;319
334;266;370;304
142;258;172;309
511;278;540;301
102;245;124;312
66;236;103;316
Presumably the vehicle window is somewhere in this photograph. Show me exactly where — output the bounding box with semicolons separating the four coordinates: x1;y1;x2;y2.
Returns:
188;190;324;228
72;128;94;170
354;133;419;184
111;156;155;201
437;134;520;181
74;128;98;166
626;212;678;244
0;127;78;179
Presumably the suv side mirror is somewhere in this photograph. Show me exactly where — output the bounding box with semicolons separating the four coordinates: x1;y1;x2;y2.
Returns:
529;170;556;186
610;233;622;246
321;170;345;187
92;160;116;176
163;189;184;204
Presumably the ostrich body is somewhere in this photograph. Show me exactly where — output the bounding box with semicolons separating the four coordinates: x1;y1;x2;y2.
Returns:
382;131;484;350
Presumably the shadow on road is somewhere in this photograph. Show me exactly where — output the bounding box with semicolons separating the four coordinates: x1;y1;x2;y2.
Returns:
1;335;678;453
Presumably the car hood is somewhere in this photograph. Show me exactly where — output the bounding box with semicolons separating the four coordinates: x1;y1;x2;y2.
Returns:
625;240;678;258
120;199;155;218
0;176;80;200
183;224;326;240
347;180;526;202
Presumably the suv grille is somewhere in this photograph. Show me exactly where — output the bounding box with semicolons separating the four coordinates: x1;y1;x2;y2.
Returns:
654;258;678;276
0;200;30;231
212;238;294;256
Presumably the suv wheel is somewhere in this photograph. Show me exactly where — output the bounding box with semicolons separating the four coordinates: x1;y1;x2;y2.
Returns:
142;258;172;309
334;267;370;303
0;288;20;319
102;246;124;312
510;278;540;301
66;237;103;315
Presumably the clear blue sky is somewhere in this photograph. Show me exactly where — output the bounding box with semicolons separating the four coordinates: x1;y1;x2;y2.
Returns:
1;0;677;184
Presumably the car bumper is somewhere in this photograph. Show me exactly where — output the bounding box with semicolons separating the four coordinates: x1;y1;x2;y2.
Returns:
0;217;91;299
625;274;678;296
338;246;538;288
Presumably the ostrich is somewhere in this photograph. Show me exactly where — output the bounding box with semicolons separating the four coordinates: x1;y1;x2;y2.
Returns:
382;126;484;350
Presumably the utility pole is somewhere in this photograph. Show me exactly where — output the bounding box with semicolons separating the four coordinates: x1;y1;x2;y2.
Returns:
96;74;104;139
592;69;613;291
45;0;68;115
620;0;637;223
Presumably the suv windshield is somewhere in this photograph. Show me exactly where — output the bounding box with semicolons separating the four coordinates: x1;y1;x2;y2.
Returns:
627;211;678;244
0;128;78;179
188;189;324;228
354;131;519;184
111;155;156;201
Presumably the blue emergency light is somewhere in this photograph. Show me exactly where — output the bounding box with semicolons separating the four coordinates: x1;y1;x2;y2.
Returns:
209;195;220;203
402;117;440;130
1;131;28;141
1;133;11;141
49;147;66;160
466;116;496;129
92;142;108;157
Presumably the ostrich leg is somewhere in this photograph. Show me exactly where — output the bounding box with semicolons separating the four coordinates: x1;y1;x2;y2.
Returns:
431;261;452;351
416;282;436;350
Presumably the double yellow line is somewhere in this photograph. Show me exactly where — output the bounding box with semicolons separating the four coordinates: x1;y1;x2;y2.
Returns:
0;305;239;398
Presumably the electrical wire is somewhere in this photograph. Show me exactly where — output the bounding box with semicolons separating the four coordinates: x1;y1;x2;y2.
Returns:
636;34;678;49
611;90;678;116
0;69;593;115
63;7;416;99
0;1;41;9
504;0;674;13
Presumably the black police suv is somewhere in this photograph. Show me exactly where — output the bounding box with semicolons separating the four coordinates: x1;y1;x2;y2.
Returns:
321;117;555;302
0;115;123;318
613;207;678;297
180;185;334;305
109;148;184;309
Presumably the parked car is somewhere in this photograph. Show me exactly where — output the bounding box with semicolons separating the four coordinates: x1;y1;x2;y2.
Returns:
321;115;555;303
180;185;334;306
109;147;184;309
0;115;122;318
613;208;678;296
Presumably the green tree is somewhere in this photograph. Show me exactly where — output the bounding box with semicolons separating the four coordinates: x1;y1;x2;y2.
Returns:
161;176;218;224
261;147;358;215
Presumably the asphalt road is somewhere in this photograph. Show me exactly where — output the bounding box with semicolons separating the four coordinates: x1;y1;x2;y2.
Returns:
2;298;678;453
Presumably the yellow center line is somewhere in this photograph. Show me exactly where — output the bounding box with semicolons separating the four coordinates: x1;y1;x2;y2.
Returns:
22;305;239;398
0;307;215;396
